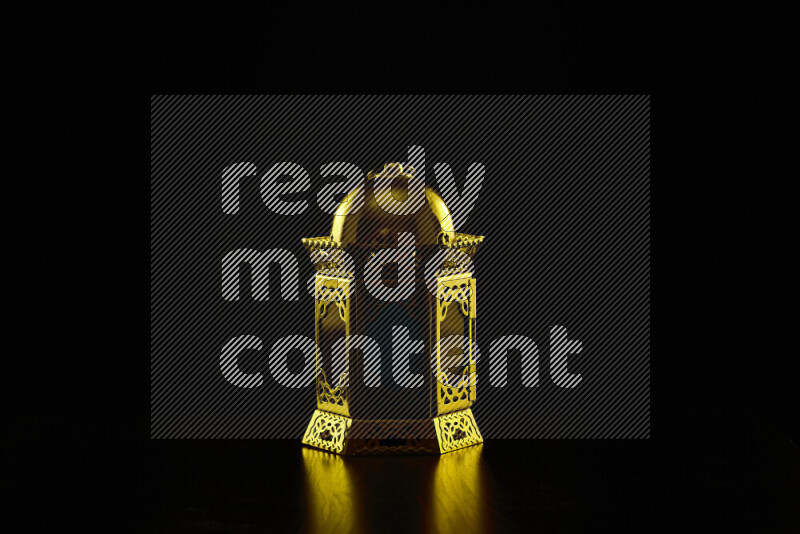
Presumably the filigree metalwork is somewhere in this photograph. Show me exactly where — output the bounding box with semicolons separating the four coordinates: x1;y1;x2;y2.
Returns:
301;409;352;454
302;411;482;455
437;281;472;321
436;365;476;413
445;233;484;257
348;419;438;455
315;275;351;417
317;285;348;322
435;276;477;414
302;235;340;249
301;162;483;455
316;369;349;416
349;441;436;455
433;409;483;453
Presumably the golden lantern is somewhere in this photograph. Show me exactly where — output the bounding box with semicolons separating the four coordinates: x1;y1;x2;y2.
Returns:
300;162;484;455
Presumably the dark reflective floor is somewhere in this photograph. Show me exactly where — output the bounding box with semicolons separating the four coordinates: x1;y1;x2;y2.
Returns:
142;434;798;533
299;445;504;534
147;440;655;533
8;413;800;533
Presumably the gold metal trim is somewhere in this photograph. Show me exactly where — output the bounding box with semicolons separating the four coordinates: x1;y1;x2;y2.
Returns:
301;409;353;454
433;408;484;453
315;274;351;417
301;409;482;455
435;276;477;414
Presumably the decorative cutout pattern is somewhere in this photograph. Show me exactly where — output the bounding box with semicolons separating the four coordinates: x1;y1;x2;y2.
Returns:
435;276;477;414
433;409;483;453
349;420;437;455
315;275;351;417
302;413;482;455
301;410;352;454
317;285;348;323
436;366;475;413
316;369;349;416
443;233;484;257
437;281;471;321
301;227;485;455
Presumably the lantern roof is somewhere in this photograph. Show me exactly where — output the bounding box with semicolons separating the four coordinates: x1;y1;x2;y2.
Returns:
329;162;453;246
302;162;483;260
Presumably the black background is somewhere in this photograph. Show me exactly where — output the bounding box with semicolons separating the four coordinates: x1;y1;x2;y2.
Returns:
6;3;798;533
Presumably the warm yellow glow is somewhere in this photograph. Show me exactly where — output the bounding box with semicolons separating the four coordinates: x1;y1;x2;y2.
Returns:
303;162;483;455
301;447;366;534
329;165;456;245
302;444;489;533
429;444;487;534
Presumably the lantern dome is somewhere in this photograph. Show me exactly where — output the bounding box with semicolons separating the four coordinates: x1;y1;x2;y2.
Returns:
330;162;455;246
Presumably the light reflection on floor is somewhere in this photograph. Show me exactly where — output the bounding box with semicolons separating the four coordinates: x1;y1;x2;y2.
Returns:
301;444;496;534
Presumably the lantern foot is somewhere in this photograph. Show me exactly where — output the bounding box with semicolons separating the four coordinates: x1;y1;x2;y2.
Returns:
301;408;482;456
432;408;484;453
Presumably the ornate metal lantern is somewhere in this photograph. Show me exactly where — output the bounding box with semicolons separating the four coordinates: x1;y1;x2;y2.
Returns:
301;163;484;455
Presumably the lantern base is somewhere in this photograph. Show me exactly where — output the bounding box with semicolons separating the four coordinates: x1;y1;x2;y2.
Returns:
301;408;483;455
